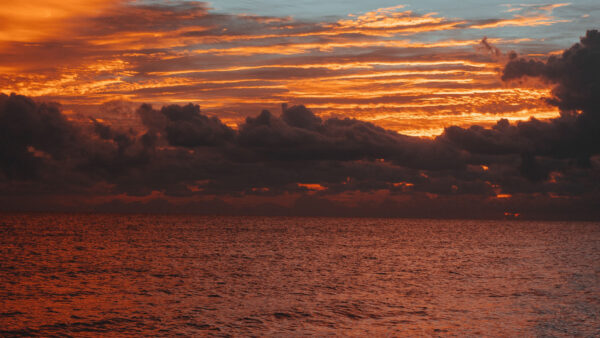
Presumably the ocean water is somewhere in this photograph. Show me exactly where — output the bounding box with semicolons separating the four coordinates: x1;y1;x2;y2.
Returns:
1;214;599;337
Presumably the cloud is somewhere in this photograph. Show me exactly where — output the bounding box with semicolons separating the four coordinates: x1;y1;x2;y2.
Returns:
0;94;79;179
0;1;573;137
504;30;600;115
438;29;600;200
139;103;235;147
236;104;465;171
282;104;322;130
457;29;600;165
478;37;502;57
469;2;570;29
0;30;599;219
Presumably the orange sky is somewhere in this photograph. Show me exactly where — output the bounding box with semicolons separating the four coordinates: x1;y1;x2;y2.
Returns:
0;1;581;136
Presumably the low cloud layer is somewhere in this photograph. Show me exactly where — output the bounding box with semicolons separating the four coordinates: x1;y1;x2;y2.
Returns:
0;30;599;219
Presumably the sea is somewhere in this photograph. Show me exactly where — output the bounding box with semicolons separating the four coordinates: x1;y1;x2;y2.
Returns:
1;214;599;336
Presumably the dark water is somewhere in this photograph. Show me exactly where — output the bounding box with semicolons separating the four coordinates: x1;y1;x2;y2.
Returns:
1;214;599;336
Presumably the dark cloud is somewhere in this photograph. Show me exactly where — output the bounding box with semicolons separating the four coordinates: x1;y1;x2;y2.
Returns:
139;103;235;147
281;104;322;131
478;36;501;57
444;29;600;175
237;106;465;171
503;30;600;115
0;94;79;179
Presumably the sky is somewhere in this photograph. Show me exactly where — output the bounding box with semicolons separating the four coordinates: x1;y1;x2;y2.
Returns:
0;1;599;218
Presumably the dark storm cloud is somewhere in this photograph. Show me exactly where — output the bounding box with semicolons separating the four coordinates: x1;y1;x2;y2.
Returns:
0;94;462;195
138;103;235;147
446;30;600;165
0;94;79;179
0;93;160;191
503;29;600;114
430;29;600;216
282;105;322;130
237;105;464;170
0;91;597;218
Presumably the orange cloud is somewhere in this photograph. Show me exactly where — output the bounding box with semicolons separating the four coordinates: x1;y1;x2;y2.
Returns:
0;2;566;137
471;3;570;29
0;0;120;42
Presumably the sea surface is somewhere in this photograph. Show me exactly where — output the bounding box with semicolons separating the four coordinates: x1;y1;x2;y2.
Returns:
1;214;599;336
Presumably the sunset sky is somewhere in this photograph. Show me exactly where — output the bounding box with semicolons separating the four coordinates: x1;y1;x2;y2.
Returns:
1;1;599;218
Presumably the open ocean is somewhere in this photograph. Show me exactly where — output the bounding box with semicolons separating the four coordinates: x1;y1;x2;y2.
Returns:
1;214;599;336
